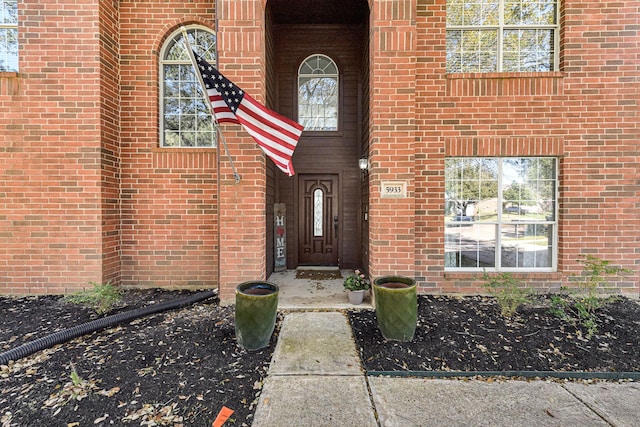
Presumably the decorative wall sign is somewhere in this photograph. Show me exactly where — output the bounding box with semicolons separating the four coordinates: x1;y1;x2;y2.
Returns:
380;181;407;198
274;203;286;271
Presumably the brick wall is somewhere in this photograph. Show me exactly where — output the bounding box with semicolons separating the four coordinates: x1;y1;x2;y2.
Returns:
99;0;121;286
119;2;219;290
368;0;417;280
1;0;637;296
413;0;639;295
0;0;105;294
216;0;269;301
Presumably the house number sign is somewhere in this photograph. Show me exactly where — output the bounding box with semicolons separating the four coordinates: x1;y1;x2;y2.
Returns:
381;181;407;198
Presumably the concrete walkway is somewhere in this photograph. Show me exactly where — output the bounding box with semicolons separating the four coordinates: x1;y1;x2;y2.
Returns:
252;311;639;427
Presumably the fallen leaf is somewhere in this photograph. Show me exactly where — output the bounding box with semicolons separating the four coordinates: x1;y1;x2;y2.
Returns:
93;413;109;423
98;387;120;397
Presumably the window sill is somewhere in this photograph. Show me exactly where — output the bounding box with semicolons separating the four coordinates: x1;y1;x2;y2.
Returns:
153;146;217;153
302;131;344;138
446;71;564;80
0;72;19;97
444;271;561;279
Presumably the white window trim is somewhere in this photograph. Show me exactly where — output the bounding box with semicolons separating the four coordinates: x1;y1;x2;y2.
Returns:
0;0;19;73
297;54;340;132
446;0;560;73
158;25;217;148
445;157;559;272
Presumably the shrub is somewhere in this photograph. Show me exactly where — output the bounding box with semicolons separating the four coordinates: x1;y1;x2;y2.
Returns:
64;281;122;314
483;272;532;317
549;255;632;339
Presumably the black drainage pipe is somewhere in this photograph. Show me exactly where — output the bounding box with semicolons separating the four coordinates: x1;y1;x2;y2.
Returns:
0;290;217;366
367;370;640;381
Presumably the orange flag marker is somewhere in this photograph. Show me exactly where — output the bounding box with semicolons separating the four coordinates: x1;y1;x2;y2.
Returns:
212;406;234;427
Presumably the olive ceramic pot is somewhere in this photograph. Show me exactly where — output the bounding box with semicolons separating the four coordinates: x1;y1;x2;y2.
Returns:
372;276;417;341
235;281;279;351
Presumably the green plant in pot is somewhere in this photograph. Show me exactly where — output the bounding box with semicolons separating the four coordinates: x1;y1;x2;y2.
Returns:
344;269;370;305
235;281;279;351
373;276;417;341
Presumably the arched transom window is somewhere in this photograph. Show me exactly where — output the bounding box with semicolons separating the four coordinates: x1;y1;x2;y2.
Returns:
298;54;339;131
159;26;217;147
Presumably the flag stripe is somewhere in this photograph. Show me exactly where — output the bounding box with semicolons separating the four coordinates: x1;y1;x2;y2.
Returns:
209;94;238;124
236;100;299;151
192;50;303;176
237;96;301;150
241;93;304;139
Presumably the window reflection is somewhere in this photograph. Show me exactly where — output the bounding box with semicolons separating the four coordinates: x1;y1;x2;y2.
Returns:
160;26;217;148
298;55;339;131
445;157;557;271
446;0;558;72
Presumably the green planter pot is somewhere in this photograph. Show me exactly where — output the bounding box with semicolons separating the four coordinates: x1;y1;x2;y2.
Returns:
235;281;279;351
373;276;417;341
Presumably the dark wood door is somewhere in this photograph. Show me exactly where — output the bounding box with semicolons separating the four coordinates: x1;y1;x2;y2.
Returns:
298;174;339;266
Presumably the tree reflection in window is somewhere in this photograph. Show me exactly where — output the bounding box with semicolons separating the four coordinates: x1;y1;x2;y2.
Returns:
0;0;18;72
445;157;557;271
298;55;338;131
446;0;557;72
160;26;217;147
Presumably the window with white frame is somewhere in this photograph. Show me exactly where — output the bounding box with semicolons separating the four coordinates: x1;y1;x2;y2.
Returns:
446;0;558;73
298;54;339;131
0;0;18;72
445;157;557;271
160;26;217;148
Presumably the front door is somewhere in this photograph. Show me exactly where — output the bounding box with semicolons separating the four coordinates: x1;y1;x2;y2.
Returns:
298;174;339;266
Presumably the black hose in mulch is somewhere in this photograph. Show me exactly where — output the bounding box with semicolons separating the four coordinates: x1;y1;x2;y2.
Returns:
0;290;217;366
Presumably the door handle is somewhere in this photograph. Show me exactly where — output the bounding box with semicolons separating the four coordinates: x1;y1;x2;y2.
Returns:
333;215;339;236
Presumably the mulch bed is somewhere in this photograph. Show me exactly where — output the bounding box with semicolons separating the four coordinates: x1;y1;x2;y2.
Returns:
0;290;277;427
348;294;640;373
1;290;639;426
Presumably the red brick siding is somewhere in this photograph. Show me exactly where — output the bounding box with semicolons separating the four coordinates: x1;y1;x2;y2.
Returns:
119;2;218;290
214;0;270;301
0;0;104;294
1;0;637;297
413;0;639;295
99;0;121;286
368;0;417;280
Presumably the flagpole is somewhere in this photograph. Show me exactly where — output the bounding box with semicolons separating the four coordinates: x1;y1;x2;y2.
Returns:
181;27;241;183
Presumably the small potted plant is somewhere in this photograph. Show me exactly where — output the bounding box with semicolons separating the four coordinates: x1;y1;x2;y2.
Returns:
343;269;370;305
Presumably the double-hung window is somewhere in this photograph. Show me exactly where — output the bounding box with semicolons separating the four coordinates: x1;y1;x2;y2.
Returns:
446;0;559;73
445;157;557;271
0;0;18;72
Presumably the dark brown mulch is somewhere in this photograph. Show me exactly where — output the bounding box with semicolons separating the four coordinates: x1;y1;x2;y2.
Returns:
0;290;278;427
348;294;640;373
2;290;639;426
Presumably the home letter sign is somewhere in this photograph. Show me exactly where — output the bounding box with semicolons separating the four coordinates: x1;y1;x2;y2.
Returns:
274;203;286;271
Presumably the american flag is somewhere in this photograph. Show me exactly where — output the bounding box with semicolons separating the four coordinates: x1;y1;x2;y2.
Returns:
192;51;303;176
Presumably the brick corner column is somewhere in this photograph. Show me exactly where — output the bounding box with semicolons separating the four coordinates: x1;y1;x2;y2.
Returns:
217;0;268;302
368;0;417;280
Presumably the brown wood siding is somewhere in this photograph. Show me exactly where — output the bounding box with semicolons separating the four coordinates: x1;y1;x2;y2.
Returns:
273;24;366;269
265;8;276;277
360;27;371;274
